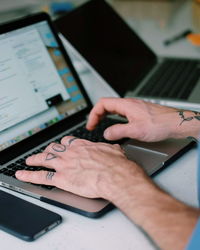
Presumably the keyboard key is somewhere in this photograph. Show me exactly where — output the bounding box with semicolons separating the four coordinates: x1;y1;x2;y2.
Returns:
0;168;7;174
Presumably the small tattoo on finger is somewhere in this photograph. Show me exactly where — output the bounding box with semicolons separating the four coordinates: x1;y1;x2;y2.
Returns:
46;153;57;161
46;171;55;180
52;143;66;152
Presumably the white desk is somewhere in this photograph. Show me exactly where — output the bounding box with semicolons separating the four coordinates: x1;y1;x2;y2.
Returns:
1;1;200;249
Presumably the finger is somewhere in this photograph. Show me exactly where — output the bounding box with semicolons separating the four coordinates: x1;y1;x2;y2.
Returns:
61;136;91;146
86;97;126;130
15;170;57;185
26;152;59;170
104;123;133;140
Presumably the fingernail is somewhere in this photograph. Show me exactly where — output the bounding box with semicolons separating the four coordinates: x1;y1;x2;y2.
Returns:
26;157;31;164
104;129;110;139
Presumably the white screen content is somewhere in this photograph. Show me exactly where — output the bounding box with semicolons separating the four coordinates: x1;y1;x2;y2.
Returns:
0;28;70;133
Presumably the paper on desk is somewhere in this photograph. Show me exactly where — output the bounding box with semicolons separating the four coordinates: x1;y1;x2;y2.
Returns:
59;33;119;105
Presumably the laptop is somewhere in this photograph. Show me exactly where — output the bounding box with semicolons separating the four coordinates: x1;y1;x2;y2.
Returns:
54;0;200;111
0;12;194;218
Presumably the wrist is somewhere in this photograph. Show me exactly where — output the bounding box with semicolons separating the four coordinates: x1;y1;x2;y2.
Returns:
109;177;163;224
105;175;200;249
172;110;200;140
98;160;158;216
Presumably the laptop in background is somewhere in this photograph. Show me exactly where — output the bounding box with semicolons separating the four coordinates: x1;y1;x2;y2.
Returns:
54;0;200;111
0;12;194;218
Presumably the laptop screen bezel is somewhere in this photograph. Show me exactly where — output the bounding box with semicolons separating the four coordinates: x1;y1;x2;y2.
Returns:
0;12;93;164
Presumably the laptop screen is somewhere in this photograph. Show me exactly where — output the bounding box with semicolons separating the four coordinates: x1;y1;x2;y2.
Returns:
0;20;88;152
54;0;157;96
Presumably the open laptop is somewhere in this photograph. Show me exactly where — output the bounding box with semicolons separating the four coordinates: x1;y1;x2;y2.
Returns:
0;12;194;218
54;0;200;111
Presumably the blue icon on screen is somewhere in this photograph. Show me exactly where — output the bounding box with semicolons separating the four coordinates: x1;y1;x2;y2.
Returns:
71;94;83;102
58;68;69;76
50;41;58;47
67;85;78;94
54;50;61;56
46;33;53;39
66;76;74;83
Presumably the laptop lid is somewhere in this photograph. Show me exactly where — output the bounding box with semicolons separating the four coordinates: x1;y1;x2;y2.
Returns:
0;12;92;165
54;0;157;97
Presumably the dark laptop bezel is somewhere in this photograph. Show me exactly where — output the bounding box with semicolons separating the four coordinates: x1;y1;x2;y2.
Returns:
0;12;93;164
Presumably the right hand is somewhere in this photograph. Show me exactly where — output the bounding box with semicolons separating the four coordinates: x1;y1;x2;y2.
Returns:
86;97;182;142
16;137;150;200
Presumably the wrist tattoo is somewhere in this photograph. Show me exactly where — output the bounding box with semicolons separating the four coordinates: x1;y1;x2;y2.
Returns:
46;153;57;161
178;110;200;125
52;143;66;152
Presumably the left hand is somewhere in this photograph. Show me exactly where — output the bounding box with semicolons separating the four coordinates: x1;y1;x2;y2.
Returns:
16;136;147;200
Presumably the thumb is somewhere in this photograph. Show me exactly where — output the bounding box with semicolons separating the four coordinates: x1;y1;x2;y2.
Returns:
104;123;132;141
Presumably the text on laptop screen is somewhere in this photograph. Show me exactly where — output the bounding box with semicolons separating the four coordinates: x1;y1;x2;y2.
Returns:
0;21;88;151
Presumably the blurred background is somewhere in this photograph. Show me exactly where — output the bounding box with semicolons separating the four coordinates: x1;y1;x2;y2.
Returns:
0;0;199;33
0;0;199;72
0;0;199;29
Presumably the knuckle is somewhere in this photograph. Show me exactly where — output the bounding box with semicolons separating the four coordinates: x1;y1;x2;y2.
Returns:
47;142;53;148
45;142;55;151
113;143;121;150
71;138;88;145
61;136;72;144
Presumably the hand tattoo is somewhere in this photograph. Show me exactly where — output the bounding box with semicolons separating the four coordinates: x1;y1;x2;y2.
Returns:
46;171;55;180
46;153;57;161
52;143;66;152
178;110;200;125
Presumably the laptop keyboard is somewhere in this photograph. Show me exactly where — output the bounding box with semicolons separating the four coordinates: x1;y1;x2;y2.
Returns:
138;58;200;99
0;117;125;190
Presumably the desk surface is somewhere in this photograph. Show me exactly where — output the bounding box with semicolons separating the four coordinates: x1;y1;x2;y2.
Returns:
1;1;200;249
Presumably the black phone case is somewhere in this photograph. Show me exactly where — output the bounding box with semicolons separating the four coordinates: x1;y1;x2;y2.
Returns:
0;190;62;241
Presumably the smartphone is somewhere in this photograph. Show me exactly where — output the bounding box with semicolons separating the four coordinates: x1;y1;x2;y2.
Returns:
0;190;62;241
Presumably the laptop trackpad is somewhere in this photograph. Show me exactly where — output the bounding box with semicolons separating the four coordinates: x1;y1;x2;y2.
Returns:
123;144;168;175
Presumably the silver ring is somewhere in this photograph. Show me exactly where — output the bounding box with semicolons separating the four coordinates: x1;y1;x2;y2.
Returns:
68;137;79;146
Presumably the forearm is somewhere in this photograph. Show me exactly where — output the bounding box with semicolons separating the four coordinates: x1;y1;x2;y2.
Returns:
121;189;199;250
103;164;200;250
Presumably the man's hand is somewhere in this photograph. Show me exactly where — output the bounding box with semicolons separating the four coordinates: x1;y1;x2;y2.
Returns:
16;136;148;200
15;137;200;250
86;97;200;142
